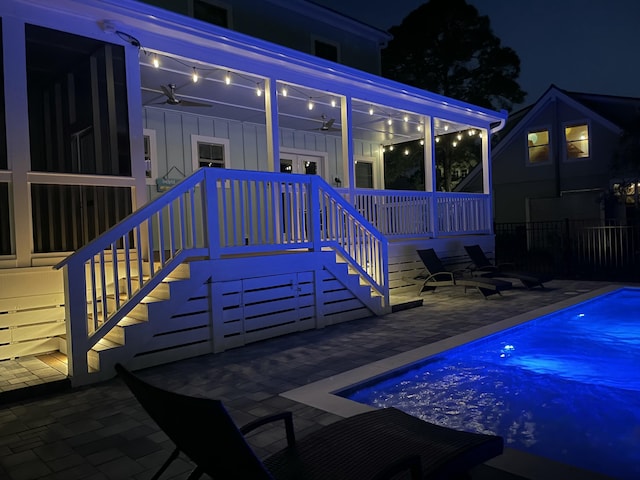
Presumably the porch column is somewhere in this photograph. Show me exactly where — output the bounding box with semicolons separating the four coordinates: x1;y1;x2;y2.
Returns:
481;127;493;234
3;19;30;267
340;96;354;198
425;116;439;237
264;77;280;172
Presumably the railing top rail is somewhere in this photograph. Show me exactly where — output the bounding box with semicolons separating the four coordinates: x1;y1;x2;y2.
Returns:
53;169;207;270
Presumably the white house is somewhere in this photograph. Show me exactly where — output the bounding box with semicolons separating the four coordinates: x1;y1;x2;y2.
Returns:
0;0;507;386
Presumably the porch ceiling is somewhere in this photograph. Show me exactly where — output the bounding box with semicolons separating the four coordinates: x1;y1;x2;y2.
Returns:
139;56;473;145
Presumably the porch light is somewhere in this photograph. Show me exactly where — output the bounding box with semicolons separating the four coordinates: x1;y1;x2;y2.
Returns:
468;129;475;136
308;98;314;110
389;145;394;151
192;67;199;83
225;72;231;85
152;55;160;68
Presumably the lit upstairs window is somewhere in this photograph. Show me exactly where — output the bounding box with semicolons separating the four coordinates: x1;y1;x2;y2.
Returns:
565;124;589;159
527;129;550;164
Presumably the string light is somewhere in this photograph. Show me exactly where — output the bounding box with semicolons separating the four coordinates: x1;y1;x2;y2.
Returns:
192;67;199;83
256;83;263;96
152;55;160;68
331;99;336;107
443;124;449;131
281;85;288;96
417;125;423;132
389;145;394;151
452;141;458;147
387;117;392;126
404;148;409;156
435;136;440;143
369;106;374;115
419;139;424;146
225;72;231;85
457;133;462;141
308;98;314;110
403;115;409;122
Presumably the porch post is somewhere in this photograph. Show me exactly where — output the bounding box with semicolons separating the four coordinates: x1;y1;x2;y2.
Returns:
3;18;30;267
264;77;280;172
481;127;493;234
425;116;439;237
340;96;354;200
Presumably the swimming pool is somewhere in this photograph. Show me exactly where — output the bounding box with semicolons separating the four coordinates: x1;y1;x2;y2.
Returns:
339;287;640;479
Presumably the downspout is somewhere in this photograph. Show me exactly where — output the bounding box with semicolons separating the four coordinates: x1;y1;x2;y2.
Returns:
486;110;508;235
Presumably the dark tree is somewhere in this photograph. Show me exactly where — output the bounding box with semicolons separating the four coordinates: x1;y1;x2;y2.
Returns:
382;0;526;112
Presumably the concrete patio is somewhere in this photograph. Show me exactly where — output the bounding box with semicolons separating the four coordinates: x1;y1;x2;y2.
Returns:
0;279;626;480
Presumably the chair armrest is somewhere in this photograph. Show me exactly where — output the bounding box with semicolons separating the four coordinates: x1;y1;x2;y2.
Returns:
422;271;455;283
240;411;296;447
372;454;422;480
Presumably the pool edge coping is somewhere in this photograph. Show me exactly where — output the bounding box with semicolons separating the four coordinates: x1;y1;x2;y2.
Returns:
280;284;623;480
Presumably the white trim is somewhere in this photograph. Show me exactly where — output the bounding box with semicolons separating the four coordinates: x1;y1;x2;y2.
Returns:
525;125;553;167
191;134;230;171
562;120;591;163
143;128;158;185
354;155;376;189
26;172;137;187
280;147;328;179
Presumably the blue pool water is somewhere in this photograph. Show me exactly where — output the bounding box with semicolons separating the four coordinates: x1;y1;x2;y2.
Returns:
341;288;640;479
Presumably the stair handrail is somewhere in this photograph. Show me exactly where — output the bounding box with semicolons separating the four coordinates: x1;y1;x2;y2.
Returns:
54;167;388;384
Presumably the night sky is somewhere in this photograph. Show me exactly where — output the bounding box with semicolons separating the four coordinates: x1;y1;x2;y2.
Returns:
313;0;640;110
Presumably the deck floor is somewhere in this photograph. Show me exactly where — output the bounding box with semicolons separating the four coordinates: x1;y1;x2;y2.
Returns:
0;279;627;480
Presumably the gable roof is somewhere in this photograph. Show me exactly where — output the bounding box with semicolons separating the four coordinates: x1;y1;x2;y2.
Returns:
455;85;635;192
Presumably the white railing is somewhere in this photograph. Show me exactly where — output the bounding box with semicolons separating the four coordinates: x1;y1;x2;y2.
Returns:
54;168;388;383
338;188;491;237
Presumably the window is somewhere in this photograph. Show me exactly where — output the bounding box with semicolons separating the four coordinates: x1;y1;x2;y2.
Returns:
355;161;374;188
143;129;158;184
193;0;229;28
314;39;339;62
191;135;229;170
527;129;550;164
565;123;589;160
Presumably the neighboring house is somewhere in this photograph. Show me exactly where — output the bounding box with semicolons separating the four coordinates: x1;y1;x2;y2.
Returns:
139;0;391;75
0;0;506;386
459;85;640;224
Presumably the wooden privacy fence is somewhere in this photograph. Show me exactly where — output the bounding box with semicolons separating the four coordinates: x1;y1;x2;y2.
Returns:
494;219;640;281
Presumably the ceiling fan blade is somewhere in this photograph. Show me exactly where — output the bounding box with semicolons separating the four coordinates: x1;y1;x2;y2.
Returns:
325;118;335;129
178;100;212;107
160;84;173;98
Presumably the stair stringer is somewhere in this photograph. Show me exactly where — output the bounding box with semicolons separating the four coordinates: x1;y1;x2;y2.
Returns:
81;260;214;381
321;254;388;318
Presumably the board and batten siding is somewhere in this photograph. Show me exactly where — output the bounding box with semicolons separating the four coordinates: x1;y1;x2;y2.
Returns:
142;107;379;196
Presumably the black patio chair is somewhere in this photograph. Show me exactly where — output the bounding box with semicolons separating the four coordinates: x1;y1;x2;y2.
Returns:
115;363;504;479
464;244;553;289
416;248;512;299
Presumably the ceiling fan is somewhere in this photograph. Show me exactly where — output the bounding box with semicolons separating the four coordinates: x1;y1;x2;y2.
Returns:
158;84;212;107
310;114;340;132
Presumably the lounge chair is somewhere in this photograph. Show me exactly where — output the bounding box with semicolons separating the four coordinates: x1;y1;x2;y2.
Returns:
115;363;504;480
416;248;512;299
464;244;553;289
